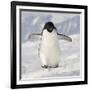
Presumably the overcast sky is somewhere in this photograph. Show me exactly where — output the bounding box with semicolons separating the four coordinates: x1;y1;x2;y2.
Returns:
21;10;80;42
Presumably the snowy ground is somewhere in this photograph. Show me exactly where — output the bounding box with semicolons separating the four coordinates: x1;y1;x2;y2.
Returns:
21;34;80;80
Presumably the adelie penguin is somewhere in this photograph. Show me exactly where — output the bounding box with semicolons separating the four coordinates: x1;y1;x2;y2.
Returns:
28;22;72;69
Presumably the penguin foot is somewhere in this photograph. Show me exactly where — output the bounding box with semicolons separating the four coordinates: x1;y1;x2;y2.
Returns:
54;65;59;68
48;65;59;68
41;65;48;69
41;65;59;69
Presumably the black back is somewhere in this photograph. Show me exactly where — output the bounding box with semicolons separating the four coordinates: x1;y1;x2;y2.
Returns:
43;22;56;33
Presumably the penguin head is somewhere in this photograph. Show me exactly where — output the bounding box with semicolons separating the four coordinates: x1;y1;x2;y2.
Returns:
43;22;56;33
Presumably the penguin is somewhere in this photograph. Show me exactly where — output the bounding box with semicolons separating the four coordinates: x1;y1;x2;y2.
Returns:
28;22;72;69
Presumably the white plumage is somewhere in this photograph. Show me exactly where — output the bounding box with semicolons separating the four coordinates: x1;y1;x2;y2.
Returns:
27;22;72;68
40;29;60;67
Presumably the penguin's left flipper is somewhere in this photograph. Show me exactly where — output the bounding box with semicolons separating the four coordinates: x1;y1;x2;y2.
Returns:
57;33;72;42
25;33;42;41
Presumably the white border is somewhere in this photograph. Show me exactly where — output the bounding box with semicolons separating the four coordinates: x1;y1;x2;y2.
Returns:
16;5;85;85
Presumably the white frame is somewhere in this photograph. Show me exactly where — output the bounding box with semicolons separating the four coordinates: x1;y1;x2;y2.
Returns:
16;6;84;85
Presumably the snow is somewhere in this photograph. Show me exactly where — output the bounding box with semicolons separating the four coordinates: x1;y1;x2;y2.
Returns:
21;34;80;80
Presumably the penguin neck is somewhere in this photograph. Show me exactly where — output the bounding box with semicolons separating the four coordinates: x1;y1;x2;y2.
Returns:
43;29;56;34
42;29;59;46
42;29;57;37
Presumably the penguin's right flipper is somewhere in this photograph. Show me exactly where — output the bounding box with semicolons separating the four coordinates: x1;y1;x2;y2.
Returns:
57;33;72;42
25;33;42;41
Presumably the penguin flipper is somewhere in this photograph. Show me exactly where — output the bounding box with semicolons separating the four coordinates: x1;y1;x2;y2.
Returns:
25;33;42;41
57;33;72;42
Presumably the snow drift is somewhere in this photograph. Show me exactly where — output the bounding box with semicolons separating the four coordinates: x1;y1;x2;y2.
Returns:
21;34;80;80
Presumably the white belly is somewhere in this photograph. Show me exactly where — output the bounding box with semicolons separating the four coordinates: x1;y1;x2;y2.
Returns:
39;29;60;67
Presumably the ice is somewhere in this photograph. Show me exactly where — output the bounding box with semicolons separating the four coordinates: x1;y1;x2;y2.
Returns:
21;34;80;80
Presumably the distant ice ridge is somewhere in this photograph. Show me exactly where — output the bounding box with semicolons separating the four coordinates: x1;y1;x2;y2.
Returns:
21;34;80;80
22;13;80;42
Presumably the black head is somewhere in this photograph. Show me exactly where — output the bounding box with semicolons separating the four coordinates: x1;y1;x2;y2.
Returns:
43;22;56;33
